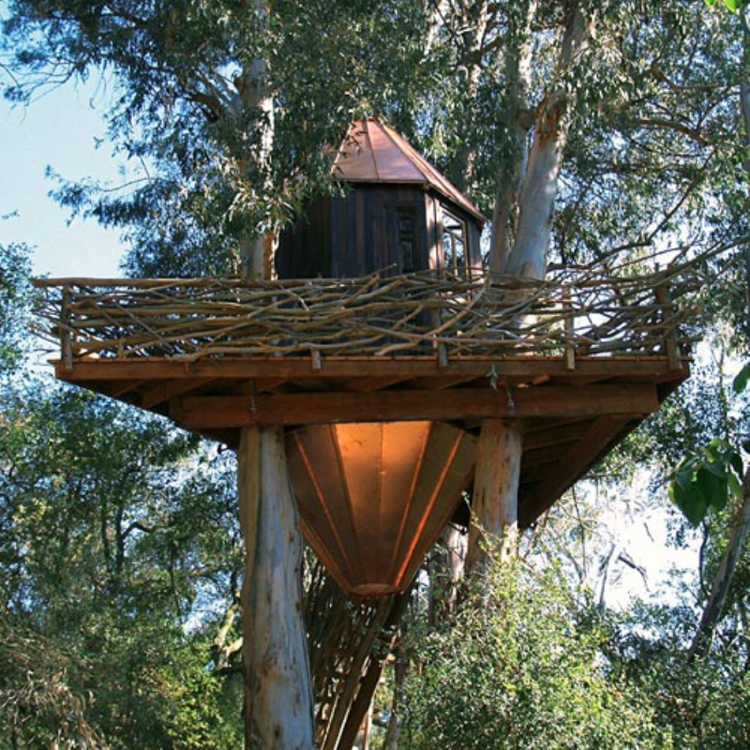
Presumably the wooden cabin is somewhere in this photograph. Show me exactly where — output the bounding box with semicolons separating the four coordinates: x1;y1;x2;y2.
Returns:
274;119;490;594
276;118;487;279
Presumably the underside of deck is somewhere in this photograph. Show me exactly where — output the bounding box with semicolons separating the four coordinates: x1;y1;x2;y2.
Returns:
53;353;687;529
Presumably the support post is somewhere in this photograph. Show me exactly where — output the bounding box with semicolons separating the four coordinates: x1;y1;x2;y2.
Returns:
563;289;576;371
655;280;683;372
237;424;314;749
466;419;522;572
61;284;73;371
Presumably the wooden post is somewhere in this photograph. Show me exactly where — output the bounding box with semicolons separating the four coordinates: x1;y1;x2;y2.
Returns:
466;419;522;572
237;424;314;749
563;289;576;371
655;279;683;372
61;284;73;371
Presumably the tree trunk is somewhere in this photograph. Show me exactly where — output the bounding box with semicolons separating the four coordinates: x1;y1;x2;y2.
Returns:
382;639;408;749
503;1;590;279
690;468;750;660
489;1;538;274
466;419;522;573
238;424;314;748
468;2;592;570
238;0;276;281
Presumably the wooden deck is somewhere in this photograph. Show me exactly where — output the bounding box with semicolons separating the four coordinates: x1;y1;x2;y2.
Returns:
34;269;694;542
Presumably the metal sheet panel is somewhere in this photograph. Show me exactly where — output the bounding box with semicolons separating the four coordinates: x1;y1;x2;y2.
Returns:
332;120;487;225
286;421;476;596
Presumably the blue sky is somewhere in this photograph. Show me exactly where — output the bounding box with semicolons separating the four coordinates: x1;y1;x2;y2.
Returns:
1;78;125;278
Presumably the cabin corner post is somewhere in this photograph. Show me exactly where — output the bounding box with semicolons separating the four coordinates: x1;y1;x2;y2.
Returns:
237;424;315;749
466;419;522;573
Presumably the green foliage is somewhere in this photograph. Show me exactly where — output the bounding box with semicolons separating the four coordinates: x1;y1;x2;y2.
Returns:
400;559;667;749
0;380;244;747
667;363;749;526
0;242;31;373
609;600;750;748
2;0;749;744
2;0;429;276
733;362;750;395
670;438;745;526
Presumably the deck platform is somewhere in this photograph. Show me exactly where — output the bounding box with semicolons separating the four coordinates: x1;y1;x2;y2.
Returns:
36;269;693;532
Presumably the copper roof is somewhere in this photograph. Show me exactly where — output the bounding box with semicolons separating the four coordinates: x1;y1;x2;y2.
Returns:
332;119;487;225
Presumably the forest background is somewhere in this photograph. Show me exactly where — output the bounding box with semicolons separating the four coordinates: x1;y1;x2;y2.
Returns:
1;0;749;747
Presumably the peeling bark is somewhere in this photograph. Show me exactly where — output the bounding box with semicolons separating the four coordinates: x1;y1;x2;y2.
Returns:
503;1;590;280
238;425;314;749
489;1;537;274
238;0;276;281
472;2;592;571
467;419;522;573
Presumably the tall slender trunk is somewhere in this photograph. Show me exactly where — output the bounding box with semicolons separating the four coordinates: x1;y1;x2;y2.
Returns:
470;2;592;570
238;425;314;748
740;8;750;334
238;1;276;281
489;0;538;274
453;2;491;192
233;4;314;744
689;18;750;659
503;1;590;279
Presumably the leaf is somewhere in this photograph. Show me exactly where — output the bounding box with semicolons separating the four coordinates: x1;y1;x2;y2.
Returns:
702;460;727;480
670;480;709;527
673;466;695;490
696;467;728;512
733;363;750;394
723;0;738;11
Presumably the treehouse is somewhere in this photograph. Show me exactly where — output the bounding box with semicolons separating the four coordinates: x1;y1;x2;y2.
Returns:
34;121;692;597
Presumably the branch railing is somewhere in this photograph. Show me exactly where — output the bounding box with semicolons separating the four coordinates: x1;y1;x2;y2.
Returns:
33;268;698;367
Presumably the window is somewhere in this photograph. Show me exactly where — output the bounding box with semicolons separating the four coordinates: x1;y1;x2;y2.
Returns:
441;209;468;277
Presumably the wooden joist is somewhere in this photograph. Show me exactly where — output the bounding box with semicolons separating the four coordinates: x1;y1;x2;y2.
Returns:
54;355;681;385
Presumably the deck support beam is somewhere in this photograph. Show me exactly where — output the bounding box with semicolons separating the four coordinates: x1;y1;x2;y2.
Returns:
172;384;659;429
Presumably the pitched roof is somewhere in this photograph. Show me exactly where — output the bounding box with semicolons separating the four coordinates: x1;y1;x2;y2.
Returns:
332;119;487;225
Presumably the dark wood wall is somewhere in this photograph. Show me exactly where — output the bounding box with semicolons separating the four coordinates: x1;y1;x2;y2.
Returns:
276;185;483;280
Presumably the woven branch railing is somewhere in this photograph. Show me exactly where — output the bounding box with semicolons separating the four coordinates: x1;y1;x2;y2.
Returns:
33;268;698;365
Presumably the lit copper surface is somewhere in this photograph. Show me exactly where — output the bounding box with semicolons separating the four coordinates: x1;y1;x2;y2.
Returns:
286;421;476;596
333;119;487;225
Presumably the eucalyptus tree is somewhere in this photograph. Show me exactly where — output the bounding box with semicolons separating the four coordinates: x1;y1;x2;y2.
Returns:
0;382;245;747
2;0;428;278
409;0;750;569
4;0;750;741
